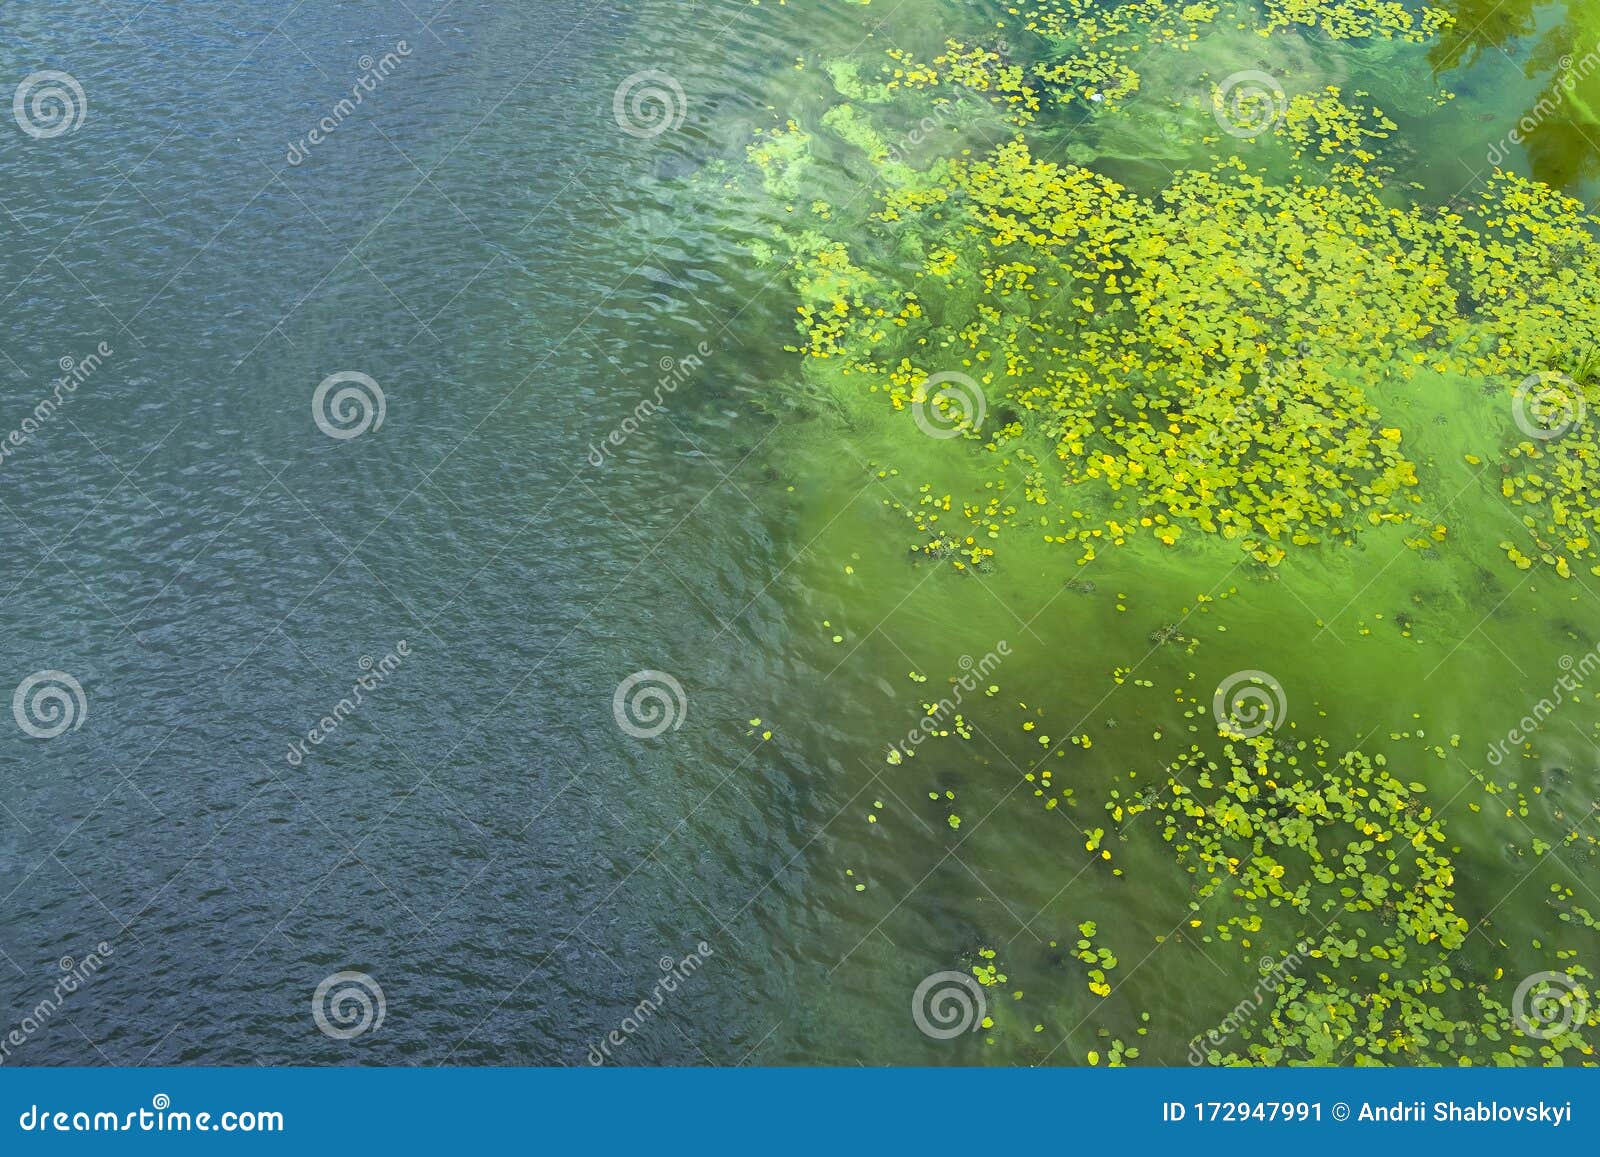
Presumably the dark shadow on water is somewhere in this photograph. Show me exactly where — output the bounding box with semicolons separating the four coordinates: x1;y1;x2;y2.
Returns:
1432;0;1600;189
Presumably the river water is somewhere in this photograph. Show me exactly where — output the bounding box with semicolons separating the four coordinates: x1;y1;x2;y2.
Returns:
1;0;1596;1065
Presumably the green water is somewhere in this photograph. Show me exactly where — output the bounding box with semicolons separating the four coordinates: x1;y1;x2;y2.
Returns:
718;0;1600;1063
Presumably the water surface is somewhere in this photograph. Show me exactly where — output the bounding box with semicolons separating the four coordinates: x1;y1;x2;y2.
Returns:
1;0;1596;1066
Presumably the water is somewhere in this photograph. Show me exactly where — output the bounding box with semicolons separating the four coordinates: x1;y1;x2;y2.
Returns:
1;0;1597;1067
0;0;822;1065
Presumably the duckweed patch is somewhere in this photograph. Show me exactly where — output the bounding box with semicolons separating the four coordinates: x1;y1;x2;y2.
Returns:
745;0;1600;1067
748;4;1600;579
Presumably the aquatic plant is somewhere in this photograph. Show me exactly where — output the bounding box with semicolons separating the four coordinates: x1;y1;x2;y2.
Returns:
749;4;1600;579
1114;730;1597;1063
1266;0;1453;42
749;0;1600;1068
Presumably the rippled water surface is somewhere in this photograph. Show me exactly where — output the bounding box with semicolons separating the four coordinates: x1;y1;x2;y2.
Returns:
1;0;847;1065
2;0;1598;1066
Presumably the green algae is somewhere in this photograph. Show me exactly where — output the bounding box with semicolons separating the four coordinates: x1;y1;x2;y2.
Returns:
1126;734;1596;1063
747;3;1600;581
1266;0;1452;41
743;0;1600;1066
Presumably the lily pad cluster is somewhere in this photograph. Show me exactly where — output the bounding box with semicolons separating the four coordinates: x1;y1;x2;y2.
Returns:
1264;0;1453;41
1117;734;1595;1063
750;4;1600;578
750;0;1600;1070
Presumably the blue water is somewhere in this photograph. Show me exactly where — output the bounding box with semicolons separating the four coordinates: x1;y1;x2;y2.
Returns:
0;0;880;1064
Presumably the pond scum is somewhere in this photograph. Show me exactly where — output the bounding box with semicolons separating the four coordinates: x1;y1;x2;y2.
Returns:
741;0;1600;1063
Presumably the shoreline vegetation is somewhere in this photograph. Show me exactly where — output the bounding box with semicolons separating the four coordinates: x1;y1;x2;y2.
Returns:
741;0;1600;1064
